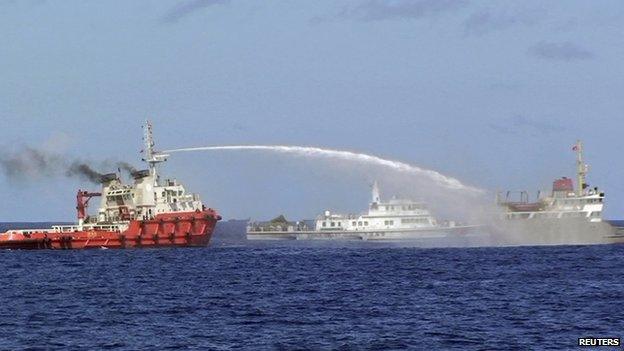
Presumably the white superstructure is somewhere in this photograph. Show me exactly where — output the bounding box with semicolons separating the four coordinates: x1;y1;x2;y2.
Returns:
247;181;479;241
498;140;604;223
75;121;206;232
314;181;441;233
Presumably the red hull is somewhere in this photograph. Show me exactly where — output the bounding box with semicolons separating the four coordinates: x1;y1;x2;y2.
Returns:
0;210;220;250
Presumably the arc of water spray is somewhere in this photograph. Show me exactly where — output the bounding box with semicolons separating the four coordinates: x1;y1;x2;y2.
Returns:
162;145;483;194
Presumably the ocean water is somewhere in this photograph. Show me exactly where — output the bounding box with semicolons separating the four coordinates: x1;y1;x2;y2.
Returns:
0;234;623;350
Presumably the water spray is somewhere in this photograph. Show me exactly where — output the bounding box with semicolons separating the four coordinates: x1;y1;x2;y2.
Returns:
161;145;483;194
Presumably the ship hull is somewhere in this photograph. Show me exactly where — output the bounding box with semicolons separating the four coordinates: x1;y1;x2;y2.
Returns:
487;218;623;246
247;225;482;242
247;220;624;247
0;210;220;250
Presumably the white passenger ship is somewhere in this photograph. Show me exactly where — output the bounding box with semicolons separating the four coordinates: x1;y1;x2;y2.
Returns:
246;181;480;241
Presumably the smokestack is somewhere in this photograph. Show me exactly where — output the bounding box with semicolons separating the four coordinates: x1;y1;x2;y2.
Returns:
131;169;150;179
99;173;119;184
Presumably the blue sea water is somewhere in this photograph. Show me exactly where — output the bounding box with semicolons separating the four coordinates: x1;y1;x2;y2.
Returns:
0;223;623;350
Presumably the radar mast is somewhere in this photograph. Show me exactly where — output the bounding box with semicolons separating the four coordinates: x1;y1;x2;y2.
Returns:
142;120;169;182
372;180;381;203
574;140;588;196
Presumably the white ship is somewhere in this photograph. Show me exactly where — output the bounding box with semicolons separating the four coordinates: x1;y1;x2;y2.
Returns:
497;140;604;222
247;181;481;241
493;140;620;245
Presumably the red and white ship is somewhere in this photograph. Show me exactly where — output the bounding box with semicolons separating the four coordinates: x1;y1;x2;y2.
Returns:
0;121;221;250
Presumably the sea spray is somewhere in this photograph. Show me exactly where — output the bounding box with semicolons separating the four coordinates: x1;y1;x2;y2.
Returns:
162;145;483;194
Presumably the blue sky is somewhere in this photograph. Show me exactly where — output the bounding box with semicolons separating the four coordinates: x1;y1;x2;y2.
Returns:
1;0;623;221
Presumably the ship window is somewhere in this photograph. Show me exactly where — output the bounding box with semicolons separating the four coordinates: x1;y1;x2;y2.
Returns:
364;221;368;226
358;221;362;226
331;222;335;227
322;222;326;227
337;222;341;227
352;221;356;226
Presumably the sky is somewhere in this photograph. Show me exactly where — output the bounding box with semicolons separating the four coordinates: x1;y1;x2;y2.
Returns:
1;0;623;221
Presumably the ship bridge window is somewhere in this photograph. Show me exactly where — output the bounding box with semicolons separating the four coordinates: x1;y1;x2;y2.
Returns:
358;221;362;226
330;222;335;227
364;221;368;226
322;222;327;227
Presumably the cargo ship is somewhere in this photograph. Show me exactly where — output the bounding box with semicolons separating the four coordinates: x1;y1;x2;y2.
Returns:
0;121;221;250
247;181;481;241
493;140;620;245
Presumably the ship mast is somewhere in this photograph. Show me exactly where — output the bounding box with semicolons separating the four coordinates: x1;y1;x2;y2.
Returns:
371;180;380;203
574;140;587;196
142;120;169;183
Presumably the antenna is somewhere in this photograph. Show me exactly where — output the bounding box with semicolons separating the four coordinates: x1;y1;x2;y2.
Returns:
574;140;587;196
142;120;169;179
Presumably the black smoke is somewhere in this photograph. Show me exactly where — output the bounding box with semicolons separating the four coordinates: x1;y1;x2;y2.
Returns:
66;162;105;183
116;162;137;174
0;146;136;184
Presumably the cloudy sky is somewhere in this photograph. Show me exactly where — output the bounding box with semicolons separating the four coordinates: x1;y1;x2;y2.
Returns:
1;0;623;221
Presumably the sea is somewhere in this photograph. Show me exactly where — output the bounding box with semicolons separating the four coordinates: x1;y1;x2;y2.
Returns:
0;221;622;350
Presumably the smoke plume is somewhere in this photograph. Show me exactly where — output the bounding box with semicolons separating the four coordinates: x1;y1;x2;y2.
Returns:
0;146;136;184
116;162;137;174
66;162;105;183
